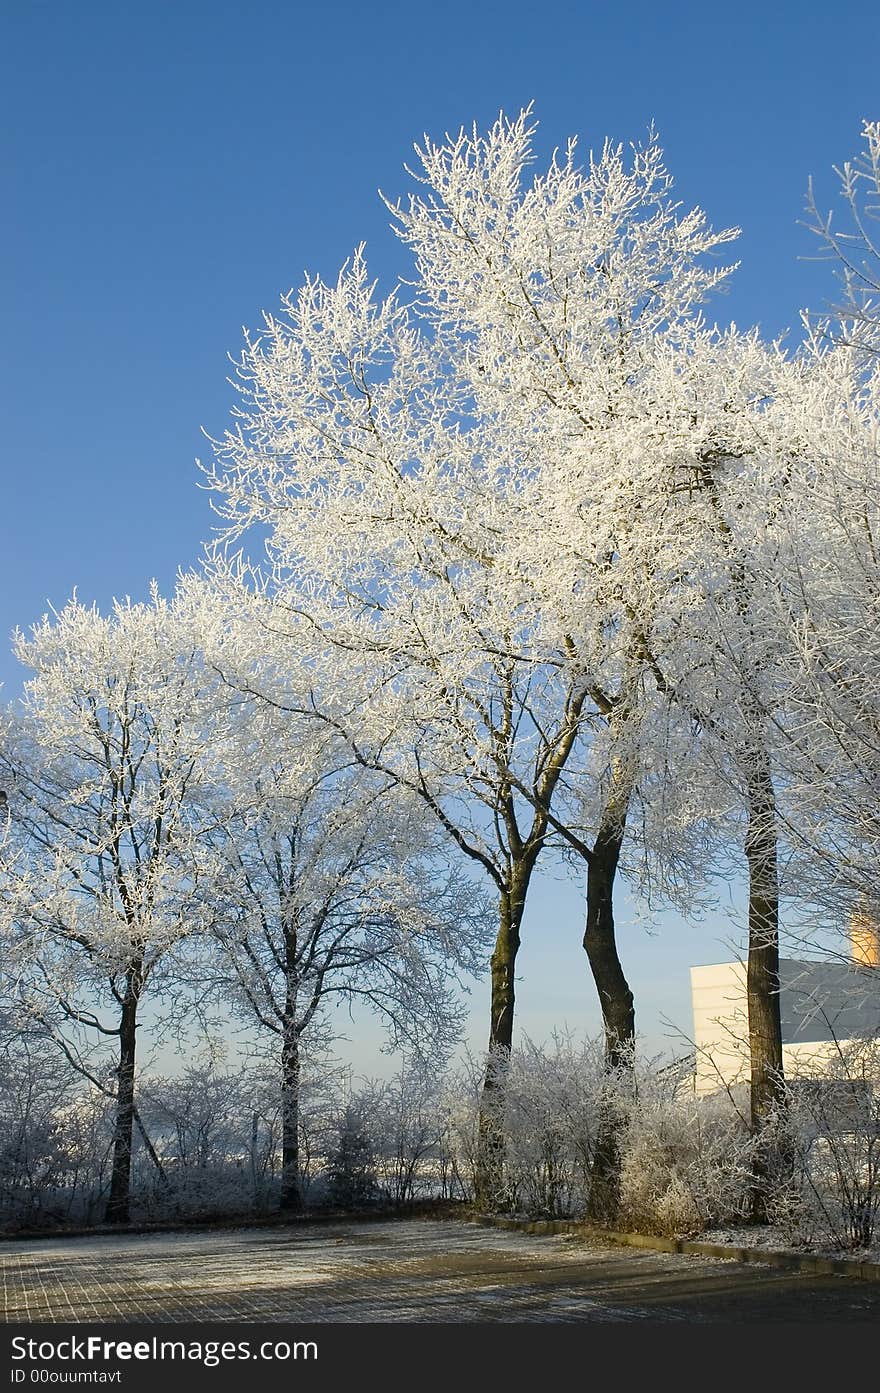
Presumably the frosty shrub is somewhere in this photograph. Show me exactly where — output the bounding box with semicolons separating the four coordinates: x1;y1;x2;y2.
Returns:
353;1066;449;1205
426;1037;756;1228
767;1039;880;1251
138;1068;247;1174
0;1042;115;1230
135;1064;294;1215
50;1089;117;1225
617;1071;753;1238
498;1034;607;1218
132;1161;257;1222
0;1067;70;1226
434;1056;484;1205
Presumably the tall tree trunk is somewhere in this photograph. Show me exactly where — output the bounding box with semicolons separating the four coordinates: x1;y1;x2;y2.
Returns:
696;457;790;1214
280;1018;303;1211
583;796;635;1224
743;749;788;1219
474;872;528;1209
105;968;141;1224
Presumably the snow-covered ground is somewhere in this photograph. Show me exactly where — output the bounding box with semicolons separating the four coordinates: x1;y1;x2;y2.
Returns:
701;1225;880;1265
3;1219;879;1324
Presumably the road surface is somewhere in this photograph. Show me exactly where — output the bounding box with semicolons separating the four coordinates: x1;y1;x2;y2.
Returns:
2;1219;878;1323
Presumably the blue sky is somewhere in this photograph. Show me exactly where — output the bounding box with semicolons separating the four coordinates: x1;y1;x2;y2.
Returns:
3;0;877;1068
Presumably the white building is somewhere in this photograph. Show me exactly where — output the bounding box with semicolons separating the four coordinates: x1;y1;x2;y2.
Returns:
690;923;880;1096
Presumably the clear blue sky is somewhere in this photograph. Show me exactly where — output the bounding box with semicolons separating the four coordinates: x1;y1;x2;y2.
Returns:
2;0;876;1068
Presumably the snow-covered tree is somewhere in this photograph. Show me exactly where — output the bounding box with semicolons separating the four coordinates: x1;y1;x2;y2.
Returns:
0;591;222;1223
763;343;880;931
202;109;746;1203
193;703;490;1211
624;330;880;1216
805;120;880;360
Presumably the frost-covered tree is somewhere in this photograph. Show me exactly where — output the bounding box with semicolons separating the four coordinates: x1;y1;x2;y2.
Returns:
202;110;745;1204
805;120;880;360
630;332;880;1216
0;592;222;1223
198;351;598;1205
786;124;880;926
762;343;880;929
383;118;880;1214
193;704;490;1211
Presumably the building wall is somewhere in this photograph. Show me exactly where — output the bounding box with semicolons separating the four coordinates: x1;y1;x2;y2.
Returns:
690;958;880;1096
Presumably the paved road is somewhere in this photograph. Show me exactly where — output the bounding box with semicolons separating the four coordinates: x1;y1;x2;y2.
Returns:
2;1219;878;1323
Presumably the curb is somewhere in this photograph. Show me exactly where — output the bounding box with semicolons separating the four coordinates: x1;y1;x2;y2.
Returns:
470;1214;880;1283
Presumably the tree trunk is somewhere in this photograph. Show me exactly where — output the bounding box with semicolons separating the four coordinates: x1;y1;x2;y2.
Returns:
280;1019;303;1211
696;460;790;1211
105;969;141;1224
583;809;635;1224
744;752;788;1220
474;874;528;1209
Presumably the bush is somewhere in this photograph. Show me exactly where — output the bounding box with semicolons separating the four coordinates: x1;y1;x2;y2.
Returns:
766;1039;880;1251
618;1085;753;1237
499;1035;606;1218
